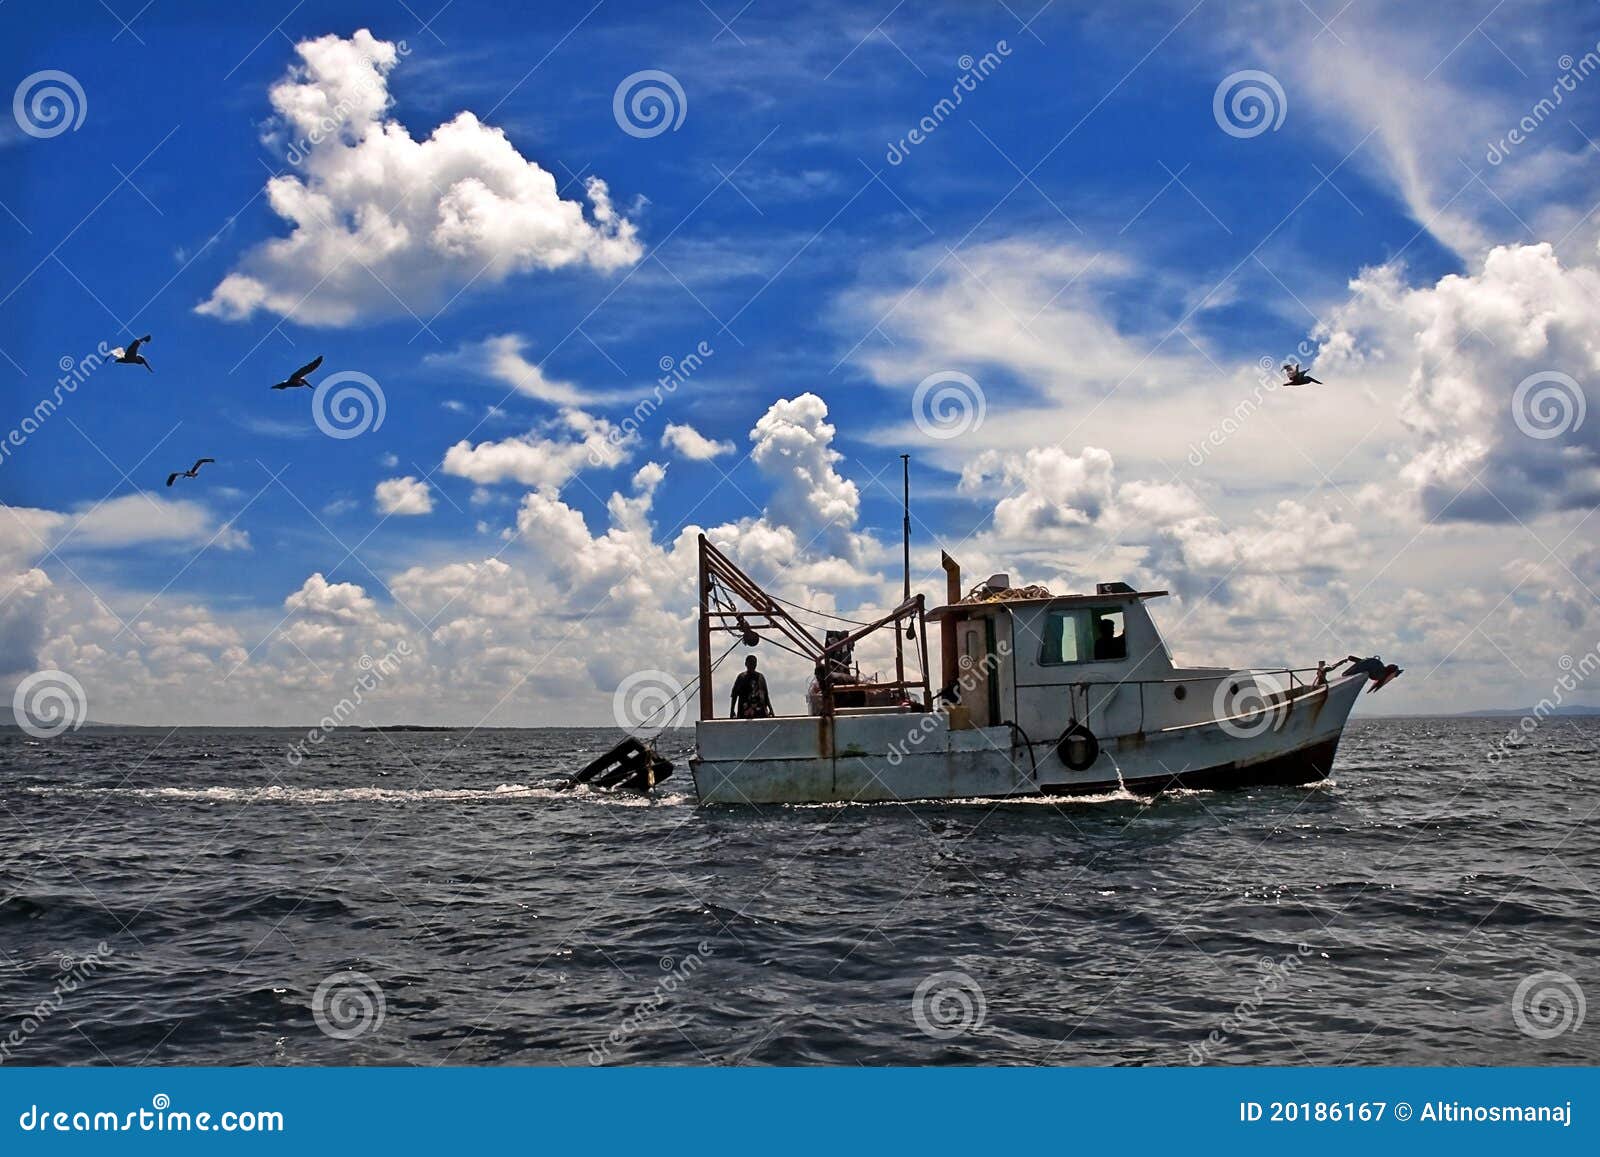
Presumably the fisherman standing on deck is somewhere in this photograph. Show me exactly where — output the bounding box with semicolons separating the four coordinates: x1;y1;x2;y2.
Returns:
730;655;774;718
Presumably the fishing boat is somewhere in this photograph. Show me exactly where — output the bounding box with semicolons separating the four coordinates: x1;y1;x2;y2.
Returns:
681;534;1401;805
575;467;1401;805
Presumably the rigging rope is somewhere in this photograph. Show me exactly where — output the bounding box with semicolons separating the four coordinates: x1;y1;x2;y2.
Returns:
626;638;743;730
765;592;875;627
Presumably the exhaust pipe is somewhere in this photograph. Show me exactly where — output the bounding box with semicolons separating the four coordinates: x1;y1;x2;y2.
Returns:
940;551;961;691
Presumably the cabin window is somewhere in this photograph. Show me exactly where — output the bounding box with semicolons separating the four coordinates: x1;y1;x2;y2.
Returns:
1038;610;1082;665
1039;607;1127;665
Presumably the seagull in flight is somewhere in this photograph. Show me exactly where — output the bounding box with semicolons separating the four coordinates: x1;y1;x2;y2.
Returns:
270;355;323;390
1282;362;1321;386
111;335;153;373
165;458;214;487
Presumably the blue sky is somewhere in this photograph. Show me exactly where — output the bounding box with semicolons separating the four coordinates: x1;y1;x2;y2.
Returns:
4;0;1600;724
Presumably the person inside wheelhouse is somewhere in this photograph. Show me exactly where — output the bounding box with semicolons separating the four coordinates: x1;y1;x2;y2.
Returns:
1094;614;1127;661
1039;606;1127;665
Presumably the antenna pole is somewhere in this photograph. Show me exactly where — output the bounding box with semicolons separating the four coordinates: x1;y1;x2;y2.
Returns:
901;454;911;602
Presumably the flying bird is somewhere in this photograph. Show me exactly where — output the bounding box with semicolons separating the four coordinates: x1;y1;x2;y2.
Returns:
165;457;214;487
1282;362;1321;386
112;335;153;373
270;355;323;390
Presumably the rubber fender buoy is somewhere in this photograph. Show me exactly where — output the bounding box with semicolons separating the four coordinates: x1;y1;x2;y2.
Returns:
1056;720;1100;771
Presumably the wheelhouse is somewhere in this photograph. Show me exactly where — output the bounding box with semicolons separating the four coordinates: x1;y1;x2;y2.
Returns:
928;584;1174;731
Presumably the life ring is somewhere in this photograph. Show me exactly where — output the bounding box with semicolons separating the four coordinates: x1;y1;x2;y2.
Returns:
1056;720;1100;771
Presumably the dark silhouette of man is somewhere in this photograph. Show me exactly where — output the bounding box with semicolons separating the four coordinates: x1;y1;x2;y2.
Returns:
1094;618;1126;661
730;655;773;718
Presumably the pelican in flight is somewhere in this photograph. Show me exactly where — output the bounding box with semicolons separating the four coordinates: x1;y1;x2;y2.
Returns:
166;458;214;487
270;355;323;390
1283;362;1321;386
112;335;153;373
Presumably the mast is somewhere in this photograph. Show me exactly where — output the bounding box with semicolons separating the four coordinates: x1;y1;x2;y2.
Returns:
901;454;911;602
895;454;910;692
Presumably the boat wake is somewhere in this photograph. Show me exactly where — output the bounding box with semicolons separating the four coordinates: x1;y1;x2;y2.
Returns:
15;784;694;807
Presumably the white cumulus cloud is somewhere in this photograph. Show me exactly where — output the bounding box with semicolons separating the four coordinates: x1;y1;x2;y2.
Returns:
198;30;642;326
749;393;860;551
661;421;735;460
374;475;434;516
1319;241;1600;521
441;409;631;490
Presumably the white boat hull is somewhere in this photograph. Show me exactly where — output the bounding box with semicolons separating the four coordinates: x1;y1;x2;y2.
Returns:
690;674;1365;805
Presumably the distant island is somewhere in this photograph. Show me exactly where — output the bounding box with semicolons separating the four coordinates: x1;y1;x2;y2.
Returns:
1451;705;1600;718
357;724;458;732
1362;705;1600;720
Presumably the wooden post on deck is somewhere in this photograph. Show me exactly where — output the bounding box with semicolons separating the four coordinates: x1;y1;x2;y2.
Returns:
916;594;931;708
697;535;714;722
